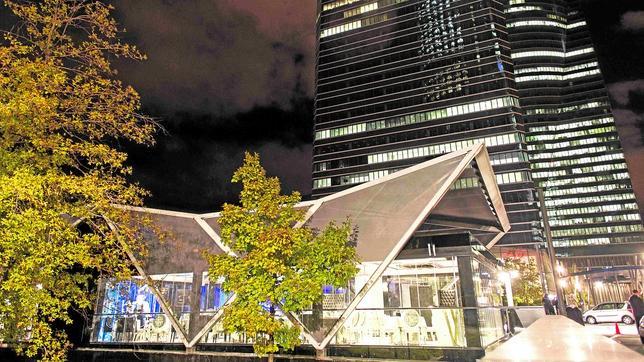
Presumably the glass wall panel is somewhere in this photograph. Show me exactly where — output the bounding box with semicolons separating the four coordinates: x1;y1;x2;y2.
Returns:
91;312;186;343
478;308;506;347
333;308;466;347
91;273;193;343
199;307;302;344
470;257;506;346
324;257;467;347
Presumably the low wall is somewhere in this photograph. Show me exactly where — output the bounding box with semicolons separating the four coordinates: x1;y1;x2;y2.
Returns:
512;307;545;328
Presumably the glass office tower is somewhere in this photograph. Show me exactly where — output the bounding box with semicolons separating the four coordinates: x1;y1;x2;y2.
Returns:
312;0;541;247
312;0;644;280
505;0;644;261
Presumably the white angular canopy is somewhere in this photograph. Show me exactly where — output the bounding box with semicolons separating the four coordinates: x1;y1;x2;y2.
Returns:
115;143;509;349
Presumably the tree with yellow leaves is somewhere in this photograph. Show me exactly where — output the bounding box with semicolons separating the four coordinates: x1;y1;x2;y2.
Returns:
206;153;359;361
0;1;157;360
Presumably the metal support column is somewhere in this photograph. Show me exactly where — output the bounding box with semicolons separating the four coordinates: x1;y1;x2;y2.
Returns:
537;188;566;316
457;256;481;347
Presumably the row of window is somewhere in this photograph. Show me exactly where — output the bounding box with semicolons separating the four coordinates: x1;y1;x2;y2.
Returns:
525;100;609;116
505;5;542;13
531;152;624;170
554;237;610;248
316;72;513;123
506;20;586;29
343;2;378;18
366;133;523;165
549;213;641;227
547;13;567;22
313;178;332;189
549;202;640;218
313;148;528;178
317;64;503;109
497;171;531;185
511;47;594;59
528;116;612;133
551;224;643;238
514;61;598;75
532;162;627;178
527;135;618;151
315;96;520;140
313;168;396;189
544;181;631;198
490;151;528;165
314;115;515;157
314;134;523;173
313;167;530;190
317;25;500;73
529;144;615;161
342;0;408;18
540;172;630;189
555;235;643;247
515;69;600;83
321;11;392;38
452;171;532;190
322;0;360;12
527;125;615;142
321;20;362;38
546;192;637;207
451;177;481;190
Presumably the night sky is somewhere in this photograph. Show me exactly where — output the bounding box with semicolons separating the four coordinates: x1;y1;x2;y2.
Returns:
103;1;644;212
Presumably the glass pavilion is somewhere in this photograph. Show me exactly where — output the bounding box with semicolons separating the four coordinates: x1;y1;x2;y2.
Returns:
90;144;514;360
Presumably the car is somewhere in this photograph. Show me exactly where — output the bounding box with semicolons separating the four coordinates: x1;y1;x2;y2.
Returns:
583;302;635;325
639;316;644;344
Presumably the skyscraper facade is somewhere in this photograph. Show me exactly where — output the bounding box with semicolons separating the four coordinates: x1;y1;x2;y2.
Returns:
505;0;644;260
312;0;541;247
312;0;644;264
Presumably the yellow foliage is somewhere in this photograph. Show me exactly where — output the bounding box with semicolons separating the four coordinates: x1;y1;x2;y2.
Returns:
205;153;359;357
0;1;158;360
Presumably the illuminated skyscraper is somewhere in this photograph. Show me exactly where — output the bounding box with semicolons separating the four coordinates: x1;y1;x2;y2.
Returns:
312;0;644;278
506;0;644;267
312;0;541;247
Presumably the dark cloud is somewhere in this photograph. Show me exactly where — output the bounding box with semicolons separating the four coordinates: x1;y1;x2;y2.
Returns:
621;11;644;31
613;109;644;211
607;79;644;214
608;79;644;106
127;98;314;212
113;0;316;116
612;109;644;150
109;1;317;211
128;138;312;213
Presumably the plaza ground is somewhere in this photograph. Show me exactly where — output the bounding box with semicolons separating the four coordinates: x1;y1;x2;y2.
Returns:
483;316;643;361
584;322;644;355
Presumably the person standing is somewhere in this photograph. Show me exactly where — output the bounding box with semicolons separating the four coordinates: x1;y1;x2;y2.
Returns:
565;304;584;325
628;290;644;341
543;294;555;315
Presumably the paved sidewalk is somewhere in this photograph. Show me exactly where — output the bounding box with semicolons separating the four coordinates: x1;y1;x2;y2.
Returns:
582;321;643;355
585;322;638;336
482;316;644;361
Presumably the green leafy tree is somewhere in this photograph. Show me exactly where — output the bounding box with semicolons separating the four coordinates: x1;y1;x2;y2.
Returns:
505;258;543;306
0;1;157;360
205;153;359;360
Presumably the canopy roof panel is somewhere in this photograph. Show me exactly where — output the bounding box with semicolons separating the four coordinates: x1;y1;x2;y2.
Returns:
306;151;467;262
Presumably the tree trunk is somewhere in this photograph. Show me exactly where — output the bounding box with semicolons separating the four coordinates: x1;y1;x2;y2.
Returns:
268;304;276;362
